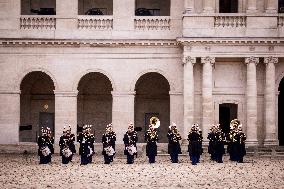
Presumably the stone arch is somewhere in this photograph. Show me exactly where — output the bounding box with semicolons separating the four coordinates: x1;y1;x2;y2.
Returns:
17;68;58;91
130;69;175;92
134;72;171;143
19;71;56;142
73;69;116;92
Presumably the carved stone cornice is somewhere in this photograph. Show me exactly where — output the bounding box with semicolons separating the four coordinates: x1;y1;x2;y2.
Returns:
182;56;196;65
177;38;284;45
0;39;178;48
245;56;259;65
264;56;278;64
201;56;215;65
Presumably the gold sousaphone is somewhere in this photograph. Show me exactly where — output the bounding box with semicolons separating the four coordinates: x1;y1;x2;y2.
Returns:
150;116;160;129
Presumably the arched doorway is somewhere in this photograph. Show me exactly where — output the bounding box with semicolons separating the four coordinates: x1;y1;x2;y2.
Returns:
20;71;55;142
219;103;238;134
134;72;170;143
77;72;113;142
278;78;284;146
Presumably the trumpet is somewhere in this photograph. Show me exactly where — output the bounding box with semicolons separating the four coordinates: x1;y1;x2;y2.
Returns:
150;117;160;129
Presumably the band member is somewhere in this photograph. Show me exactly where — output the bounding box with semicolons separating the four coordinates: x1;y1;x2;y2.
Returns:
187;124;203;165
78;125;94;165
86;125;95;163
235;124;246;163
66;125;76;161
208;124;225;163
37;127;54;164
102;123;116;164
167;123;182;163
59;125;76;164
208;125;217;161
145;124;158;163
123;122;138;164
228;120;246;163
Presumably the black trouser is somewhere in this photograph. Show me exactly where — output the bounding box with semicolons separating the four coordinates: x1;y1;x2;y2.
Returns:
81;155;89;165
62;155;71;164
191;155;198;165
104;155;112;164
88;156;93;163
215;153;223;163
148;155;156;163
170;152;178;163
39;155;51;164
127;154;134;164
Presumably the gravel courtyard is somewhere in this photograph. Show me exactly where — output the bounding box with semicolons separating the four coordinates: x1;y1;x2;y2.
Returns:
0;154;283;189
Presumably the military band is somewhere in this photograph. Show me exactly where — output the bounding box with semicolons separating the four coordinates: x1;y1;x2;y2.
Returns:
227;119;247;163
102;124;116;164
123;122;138;164
167;123;182;163
59;125;76;164
145;124;158;163
208;124;226;163
77;125;95;165
187;124;203;165
37;127;54;164
36;118;247;165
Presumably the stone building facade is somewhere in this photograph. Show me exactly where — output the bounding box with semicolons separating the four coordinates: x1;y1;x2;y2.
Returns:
0;0;284;146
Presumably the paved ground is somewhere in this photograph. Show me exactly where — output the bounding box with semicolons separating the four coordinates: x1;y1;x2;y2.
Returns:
0;154;283;189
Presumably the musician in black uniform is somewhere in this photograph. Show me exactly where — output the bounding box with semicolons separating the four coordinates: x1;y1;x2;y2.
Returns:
37;128;51;164
59;125;76;164
78;125;93;165
208;125;217;161
231;124;246;163
208;124;226;163
86;125;95;164
66;126;76;161
145;124;158;163
167;123;182;163
123;122;138;164
102;124;116;164
187;124;203;165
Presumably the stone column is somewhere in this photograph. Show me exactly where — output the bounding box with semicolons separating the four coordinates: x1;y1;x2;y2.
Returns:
245;57;259;146
56;0;78;30
0;90;20;144
201;57;215;142
112;91;135;144
203;0;215;13
183;56;196;139
54;91;78;143
246;0;258;13
265;0;277;13
264;57;278;146
184;0;195;13
169;91;183;137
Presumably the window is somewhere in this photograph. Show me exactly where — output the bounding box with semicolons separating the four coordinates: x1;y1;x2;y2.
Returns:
78;0;113;15
219;0;238;13
21;0;56;15
135;0;170;16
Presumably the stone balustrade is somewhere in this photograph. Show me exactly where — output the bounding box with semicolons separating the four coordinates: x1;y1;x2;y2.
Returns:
20;16;56;29
78;16;113;30
134;16;170;30
214;15;247;28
